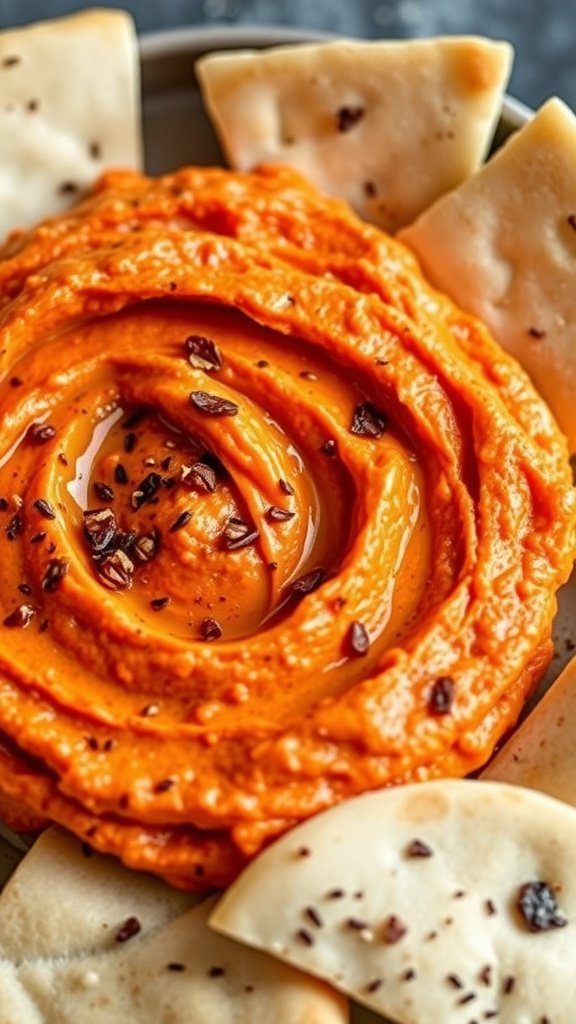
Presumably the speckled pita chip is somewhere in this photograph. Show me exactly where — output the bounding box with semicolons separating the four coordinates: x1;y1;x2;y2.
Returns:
0;9;141;241
0;827;348;1024
196;36;512;231
211;779;576;1024
400;97;576;450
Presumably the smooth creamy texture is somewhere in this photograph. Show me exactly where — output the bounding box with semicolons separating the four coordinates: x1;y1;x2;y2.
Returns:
0;164;573;886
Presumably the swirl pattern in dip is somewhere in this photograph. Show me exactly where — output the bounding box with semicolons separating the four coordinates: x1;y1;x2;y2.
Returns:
0;165;574;886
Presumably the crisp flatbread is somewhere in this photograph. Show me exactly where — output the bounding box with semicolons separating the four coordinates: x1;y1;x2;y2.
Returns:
196;36;512;232
0;9;141;241
400;97;576;451
211;779;576;1024
482;655;576;802
0;827;348;1024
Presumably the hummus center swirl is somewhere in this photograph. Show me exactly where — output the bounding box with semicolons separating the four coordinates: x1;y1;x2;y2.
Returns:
0;165;573;886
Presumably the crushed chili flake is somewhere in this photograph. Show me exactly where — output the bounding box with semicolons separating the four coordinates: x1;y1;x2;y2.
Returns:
169;510;192;532
30;531;46;544
5;512;22;540
406;838;434;858
347;620;370;656
321;438;337;456
447;974;464;989
336;105;365;132
457;992;477;1005
150;596;171;611
305;906;324;928
181;462;217;493
427;675;455;715
485;898;497;915
200;616;223;641
2;55;21;67
299;370;318;381
208;966;225;977
279;478;294;496
58;181;79;196
326;888;345;899
3;603;35;628
222;517;259;551
115;916;141;943
124;431;137;453
30;499;53;520
89;140;101;159
567;213;576;231
503;976;516;995
18;582;32;595
479;965;492;986
528;326;546;339
93;482;115;503
83;508;118;553
402;968;416;981
41;558;69;592
154;777;175;793
381;914;408;944
161;456;172;472
266;505;295;522
9;376;22;387
115;463;129;485
296;928;315;946
140;703;159;717
364;180;377;198
350;401;386;439
297;845;311;858
517;880;568;932
291;568;325;595
256;359;269;368
190;390;238;417
185;335;223;371
347;917;369;930
0;498;7;511
131;472;162;509
366;978;383;993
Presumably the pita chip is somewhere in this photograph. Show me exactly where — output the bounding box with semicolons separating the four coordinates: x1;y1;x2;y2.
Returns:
0;827;348;1024
0;9;141;241
400;97;576;450
211;779;576;1024
196;36;512;232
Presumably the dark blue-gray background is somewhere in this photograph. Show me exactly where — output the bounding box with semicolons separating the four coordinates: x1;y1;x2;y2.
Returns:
0;0;574;111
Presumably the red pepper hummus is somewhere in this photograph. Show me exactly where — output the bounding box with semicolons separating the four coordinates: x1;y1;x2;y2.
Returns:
0;164;574;887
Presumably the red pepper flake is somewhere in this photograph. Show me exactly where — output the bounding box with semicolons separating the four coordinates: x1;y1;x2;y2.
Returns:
114;463;129;485
347;917;369;930
484;898;497;915
115;916;141;943
9;376;23;387
154;777;175;793
446;974;464;989
190;390;238;417
296;928;315;946
457;992;476;1006
350;401;386;439
268;561;278;571
297;845;311;858
503;976;516;995
150;596;171;611
2;55;21;67
89;140;101;159
140;703;159;717
336;105;365;132
279;478;294;496
18;583;32;595
256;359;269;368
291;568;325;595
200;616;223;641
266;506;295;523
41;558;69;592
124;431;137;453
131;472;162;510
528;326;546;339
479;965;492;986
5;512;23;540
39;618;49;633
567;214;576;231
305;906;324;928
222;517;259;551
427;675;455;715
363;180;377;198
402;968;416;982
27;422;56;445
33;498;56;520
93;482;115;503
181;462;217;493
208;966;225;977
3;603;35;628
58;181;79;196
161;456;172;472
517;880;568;932
167;962;186;972
299;370;318;381
169;510;192;532
0;498;7;511
366;978;383;993
406;838;434;858
185;335;223;371
321;439;337;457
381;914;408;944
347;620;370;656
326;888;345;899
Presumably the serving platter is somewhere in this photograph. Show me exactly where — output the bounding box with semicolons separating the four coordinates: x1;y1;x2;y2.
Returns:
0;24;574;1024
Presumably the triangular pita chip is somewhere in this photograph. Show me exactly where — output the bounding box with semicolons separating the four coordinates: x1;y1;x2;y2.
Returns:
400;97;576;451
211;779;576;1024
0;9;141;241
196;36;513;232
0;827;348;1024
482;655;576;802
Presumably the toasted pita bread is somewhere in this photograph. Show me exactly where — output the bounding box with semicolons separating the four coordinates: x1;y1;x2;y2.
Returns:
400;97;576;451
0;827;348;1024
482;655;576;802
211;779;576;1024
0;9;141;241
196;37;512;232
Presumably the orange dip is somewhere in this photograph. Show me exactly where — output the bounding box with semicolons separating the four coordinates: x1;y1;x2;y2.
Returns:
0;164;574;887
